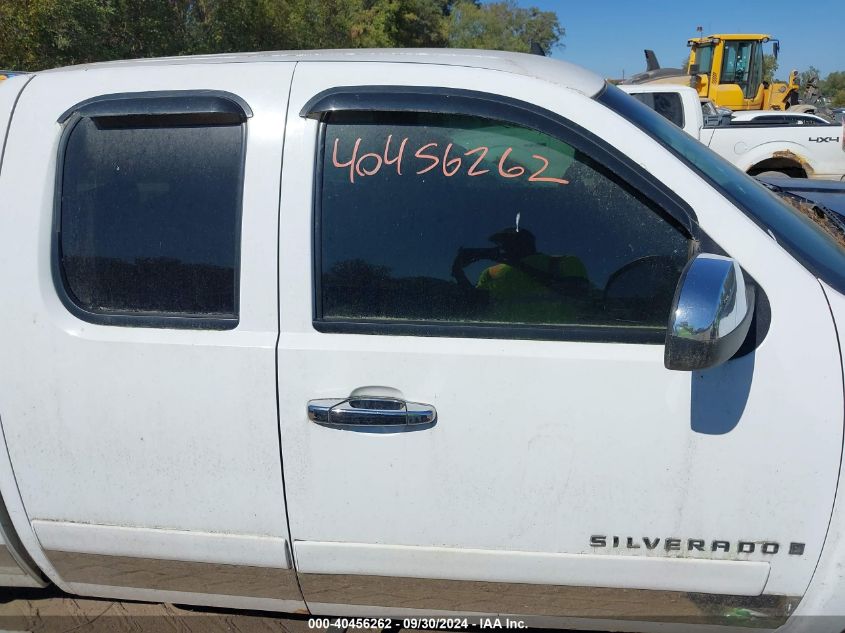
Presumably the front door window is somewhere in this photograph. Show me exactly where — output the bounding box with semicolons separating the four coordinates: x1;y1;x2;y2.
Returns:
317;111;690;337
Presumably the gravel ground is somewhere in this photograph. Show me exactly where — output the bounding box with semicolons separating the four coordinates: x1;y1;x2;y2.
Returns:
0;588;599;633
0;587;317;633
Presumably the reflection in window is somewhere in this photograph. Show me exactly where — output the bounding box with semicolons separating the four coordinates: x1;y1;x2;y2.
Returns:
319;112;690;331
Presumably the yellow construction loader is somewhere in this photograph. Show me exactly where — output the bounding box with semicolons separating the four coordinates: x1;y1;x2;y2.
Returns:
627;34;804;112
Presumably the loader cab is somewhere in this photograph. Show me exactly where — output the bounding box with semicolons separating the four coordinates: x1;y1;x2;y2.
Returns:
721;39;764;100
689;42;714;77
688;34;772;110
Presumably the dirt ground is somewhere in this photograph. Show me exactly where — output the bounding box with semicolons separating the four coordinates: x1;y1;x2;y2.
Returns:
0;588;596;633
0;587;318;633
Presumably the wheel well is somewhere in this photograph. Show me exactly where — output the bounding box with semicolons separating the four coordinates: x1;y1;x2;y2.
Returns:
747;158;807;179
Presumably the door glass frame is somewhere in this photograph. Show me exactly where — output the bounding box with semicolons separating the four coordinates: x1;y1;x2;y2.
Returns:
303;86;701;344
52;91;250;330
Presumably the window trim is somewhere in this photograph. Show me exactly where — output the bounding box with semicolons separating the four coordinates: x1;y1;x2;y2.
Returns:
52;91;249;330
729;117;836;128
57;90;253;124
306;86;701;344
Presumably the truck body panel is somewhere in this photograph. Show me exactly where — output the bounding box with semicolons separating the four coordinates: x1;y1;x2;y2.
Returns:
0;72;48;590
620;83;703;137
276;60;842;620
707;130;844;179
0;50;843;629
621;83;845;179
784;283;845;631
0;63;305;611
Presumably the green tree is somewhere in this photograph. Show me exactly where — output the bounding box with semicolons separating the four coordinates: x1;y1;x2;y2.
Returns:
0;0;202;69
1;0;456;68
820;71;845;105
199;0;314;53
762;54;777;83
0;0;118;69
446;0;563;53
349;0;453;48
201;0;451;52
0;0;563;71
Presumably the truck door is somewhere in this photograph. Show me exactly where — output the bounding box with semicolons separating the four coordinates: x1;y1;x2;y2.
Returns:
0;62;304;611
276;62;843;625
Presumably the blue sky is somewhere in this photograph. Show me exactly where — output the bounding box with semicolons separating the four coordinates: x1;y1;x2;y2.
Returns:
515;0;844;79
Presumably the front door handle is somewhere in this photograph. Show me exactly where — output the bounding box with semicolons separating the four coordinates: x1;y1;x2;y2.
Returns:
307;397;437;428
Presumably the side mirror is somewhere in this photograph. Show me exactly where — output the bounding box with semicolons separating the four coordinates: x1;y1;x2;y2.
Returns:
702;112;732;128
665;254;755;371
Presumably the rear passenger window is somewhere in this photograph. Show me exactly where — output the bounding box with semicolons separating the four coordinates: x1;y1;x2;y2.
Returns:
317;111;690;339
58;97;246;327
629;92;685;129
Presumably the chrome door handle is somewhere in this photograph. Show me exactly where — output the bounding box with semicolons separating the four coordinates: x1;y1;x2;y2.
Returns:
307;397;437;428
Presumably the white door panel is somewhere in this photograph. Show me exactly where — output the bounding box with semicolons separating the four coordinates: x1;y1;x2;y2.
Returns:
294;541;770;596
277;62;842;622
792;283;845;624
0;63;303;608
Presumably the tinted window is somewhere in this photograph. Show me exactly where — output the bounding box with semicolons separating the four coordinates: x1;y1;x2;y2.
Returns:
318;112;690;335
60;113;243;322
630;92;685;128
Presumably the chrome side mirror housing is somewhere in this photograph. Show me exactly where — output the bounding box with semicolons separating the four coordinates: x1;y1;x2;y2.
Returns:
665;254;755;371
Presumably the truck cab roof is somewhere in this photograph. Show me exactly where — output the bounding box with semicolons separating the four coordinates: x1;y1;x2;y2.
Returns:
38;48;607;98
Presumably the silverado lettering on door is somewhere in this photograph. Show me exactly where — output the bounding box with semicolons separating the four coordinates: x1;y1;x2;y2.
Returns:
591;535;806;555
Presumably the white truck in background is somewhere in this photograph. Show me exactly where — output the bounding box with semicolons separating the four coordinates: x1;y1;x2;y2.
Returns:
620;83;845;180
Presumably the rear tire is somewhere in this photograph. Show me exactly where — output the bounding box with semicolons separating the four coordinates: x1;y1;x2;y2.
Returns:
749;162;807;178
755;170;792;178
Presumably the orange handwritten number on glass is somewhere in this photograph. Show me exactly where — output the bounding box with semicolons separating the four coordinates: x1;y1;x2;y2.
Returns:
497;147;525;178
529;154;569;185
464;146;490;176
415;142;440;174
355;151;383;177
384;135;408;175
442;143;461;177
333;137;361;184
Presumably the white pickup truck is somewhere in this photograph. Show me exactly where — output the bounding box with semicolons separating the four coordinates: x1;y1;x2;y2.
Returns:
621;83;845;180
0;49;845;633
